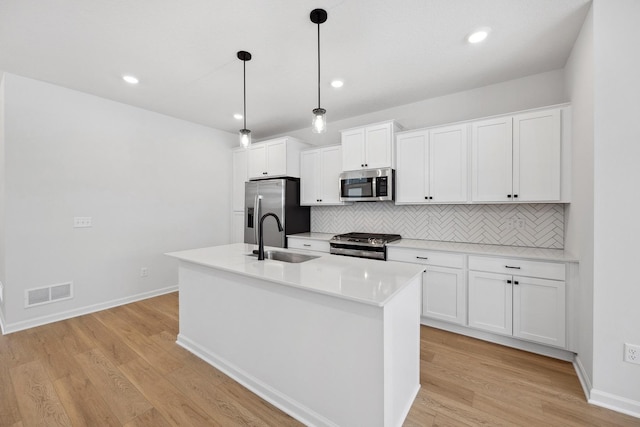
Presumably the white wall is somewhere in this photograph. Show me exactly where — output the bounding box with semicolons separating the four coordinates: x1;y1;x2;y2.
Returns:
0;73;6;316
269;69;567;146
590;0;640;414
1;73;236;332
563;6;595;391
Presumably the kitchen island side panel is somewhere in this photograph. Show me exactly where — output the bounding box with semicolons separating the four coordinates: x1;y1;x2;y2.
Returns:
176;261;421;427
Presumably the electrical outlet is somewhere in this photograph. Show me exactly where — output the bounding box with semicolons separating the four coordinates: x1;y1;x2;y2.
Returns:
140;267;149;278
73;217;92;228
624;343;640;364
515;218;526;230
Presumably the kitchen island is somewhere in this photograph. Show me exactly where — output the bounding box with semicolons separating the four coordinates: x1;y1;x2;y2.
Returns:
165;243;425;427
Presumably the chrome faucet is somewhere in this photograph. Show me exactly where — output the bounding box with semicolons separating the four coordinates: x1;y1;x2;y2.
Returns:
258;212;283;260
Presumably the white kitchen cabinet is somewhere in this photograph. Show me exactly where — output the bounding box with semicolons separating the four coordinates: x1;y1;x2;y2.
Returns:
232;147;248;211
387;247;466;325
471;108;562;202
248;137;310;179
300;145;345;205
468;256;566;348
396;124;468;204
341;121;400;171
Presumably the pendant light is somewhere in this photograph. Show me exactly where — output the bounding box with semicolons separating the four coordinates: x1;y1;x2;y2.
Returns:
237;50;252;148
310;8;327;134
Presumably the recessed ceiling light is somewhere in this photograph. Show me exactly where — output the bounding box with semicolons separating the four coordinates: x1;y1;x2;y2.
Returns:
467;27;491;44
233;113;243;120
331;80;344;88
122;75;139;84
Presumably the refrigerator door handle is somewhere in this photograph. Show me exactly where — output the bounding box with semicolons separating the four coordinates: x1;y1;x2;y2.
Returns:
254;195;262;244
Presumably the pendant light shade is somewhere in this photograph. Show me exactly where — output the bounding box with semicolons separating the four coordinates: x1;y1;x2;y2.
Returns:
310;8;327;134
237;50;252;148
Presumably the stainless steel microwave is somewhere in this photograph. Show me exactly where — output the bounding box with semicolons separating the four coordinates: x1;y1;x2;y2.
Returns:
339;168;394;202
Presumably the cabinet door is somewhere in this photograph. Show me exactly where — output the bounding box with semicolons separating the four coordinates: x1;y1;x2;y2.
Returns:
319;146;343;203
365;122;393;168
265;139;287;176
422;266;466;325
468;271;513;336
300;150;320;205
248;144;267;178
396;132;428;203
513;276;566;347
231;211;245;243
429;124;468;203
341;128;366;171
232;148;248;211
471;117;513;202
513;109;561;201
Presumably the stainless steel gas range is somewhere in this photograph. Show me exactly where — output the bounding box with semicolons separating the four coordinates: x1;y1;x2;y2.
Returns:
329;232;401;260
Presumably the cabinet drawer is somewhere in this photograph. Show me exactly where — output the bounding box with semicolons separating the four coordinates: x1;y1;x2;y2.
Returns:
287;238;330;253
468;256;565;281
387;247;465;269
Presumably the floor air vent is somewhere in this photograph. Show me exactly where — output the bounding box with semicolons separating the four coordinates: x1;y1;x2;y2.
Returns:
25;282;73;308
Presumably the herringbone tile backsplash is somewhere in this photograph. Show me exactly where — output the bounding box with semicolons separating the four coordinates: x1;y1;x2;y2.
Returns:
311;203;564;249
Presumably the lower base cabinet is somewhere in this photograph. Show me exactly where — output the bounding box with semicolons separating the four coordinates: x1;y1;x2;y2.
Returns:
387;247;466;325
468;256;566;348
423;266;466;325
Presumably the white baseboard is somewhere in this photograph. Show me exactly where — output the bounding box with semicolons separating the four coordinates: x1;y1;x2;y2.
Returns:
572;355;592;400
1;285;178;334
589;389;640;420
0;304;6;335
176;334;337;427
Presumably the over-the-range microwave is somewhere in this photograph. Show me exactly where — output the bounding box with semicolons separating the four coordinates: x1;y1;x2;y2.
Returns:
339;168;395;202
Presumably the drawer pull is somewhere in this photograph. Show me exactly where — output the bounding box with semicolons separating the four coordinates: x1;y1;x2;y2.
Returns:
416;256;429;260
507;279;512;284
514;280;519;285
303;244;311;247
505;265;521;269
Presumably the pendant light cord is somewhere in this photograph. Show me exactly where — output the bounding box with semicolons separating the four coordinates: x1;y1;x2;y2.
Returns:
317;22;321;109
243;59;247;130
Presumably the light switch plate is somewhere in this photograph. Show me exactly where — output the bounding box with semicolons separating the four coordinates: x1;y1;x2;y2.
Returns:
73;217;92;228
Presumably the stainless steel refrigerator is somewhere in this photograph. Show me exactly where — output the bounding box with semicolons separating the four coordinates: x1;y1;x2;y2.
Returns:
244;178;310;248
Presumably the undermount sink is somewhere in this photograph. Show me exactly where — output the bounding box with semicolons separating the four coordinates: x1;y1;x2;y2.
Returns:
248;250;319;263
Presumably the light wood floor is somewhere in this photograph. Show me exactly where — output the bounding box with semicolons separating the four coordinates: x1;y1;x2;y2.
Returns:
1;293;638;427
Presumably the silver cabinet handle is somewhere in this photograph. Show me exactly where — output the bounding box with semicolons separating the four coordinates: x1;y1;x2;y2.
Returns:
505;265;521;269
416;256;429;260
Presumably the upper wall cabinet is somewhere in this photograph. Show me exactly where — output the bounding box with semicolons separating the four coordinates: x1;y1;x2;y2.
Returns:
341;120;401;171
248;137;310;179
396;124;468;204
300;145;345;206
471;108;565;202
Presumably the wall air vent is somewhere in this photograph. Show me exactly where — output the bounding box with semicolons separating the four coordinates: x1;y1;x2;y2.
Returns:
25;282;73;308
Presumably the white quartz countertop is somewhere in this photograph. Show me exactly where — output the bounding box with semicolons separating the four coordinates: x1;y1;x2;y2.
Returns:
287;233;577;262
388;239;578;262
166;243;425;307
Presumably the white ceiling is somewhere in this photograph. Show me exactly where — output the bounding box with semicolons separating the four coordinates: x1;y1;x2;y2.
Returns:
0;0;590;140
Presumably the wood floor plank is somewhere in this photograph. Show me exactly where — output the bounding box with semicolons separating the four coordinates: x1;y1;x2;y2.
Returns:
10;360;72;427
74;349;153;424
53;373;121;426
92;308;183;375
70;315;139;366
118;356;216;427
122;408;172;427
167;365;280;426
0;355;22;426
